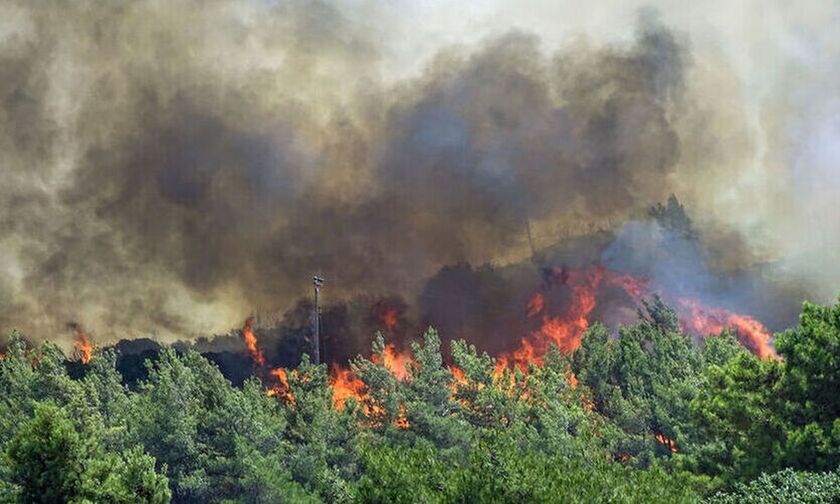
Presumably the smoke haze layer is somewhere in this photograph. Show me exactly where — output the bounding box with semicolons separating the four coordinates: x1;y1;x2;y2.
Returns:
0;1;835;346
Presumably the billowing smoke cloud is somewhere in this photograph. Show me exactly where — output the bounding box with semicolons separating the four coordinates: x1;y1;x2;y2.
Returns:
0;0;830;349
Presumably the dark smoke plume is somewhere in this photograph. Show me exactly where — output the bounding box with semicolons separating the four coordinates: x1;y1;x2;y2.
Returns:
0;2;804;350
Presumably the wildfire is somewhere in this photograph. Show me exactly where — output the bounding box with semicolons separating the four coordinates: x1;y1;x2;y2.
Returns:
326;342;415;409
450;365;467;385
396;404;410;429
68;322;93;364
268;367;295;404
372;301;400;332
260;264;777;423
678;298;778;360
502;267;620;370
330;364;367;409
241;317;266;367
498;264;775;373
567;371;579;389
655;433;678;452
526;292;544;317
605;271;650;300
381;343;412;380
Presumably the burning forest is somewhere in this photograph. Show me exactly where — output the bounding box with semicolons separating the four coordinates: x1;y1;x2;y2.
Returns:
210;196;784;411
0;1;839;502
50;193;787;405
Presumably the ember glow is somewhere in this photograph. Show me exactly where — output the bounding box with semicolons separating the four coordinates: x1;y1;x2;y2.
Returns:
328;341;416;409
499;268;597;370
526;293;544;317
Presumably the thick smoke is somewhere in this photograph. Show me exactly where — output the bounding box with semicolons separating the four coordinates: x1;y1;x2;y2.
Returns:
0;1;822;350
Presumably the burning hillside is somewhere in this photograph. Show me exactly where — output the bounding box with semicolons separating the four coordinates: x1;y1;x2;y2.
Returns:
0;3;819;404
47;191;793;412
188;196;786;407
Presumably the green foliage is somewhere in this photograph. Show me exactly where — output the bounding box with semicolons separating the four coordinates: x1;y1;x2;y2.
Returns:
4;403;170;504
2;297;840;502
401;330;470;450
700;331;746;368
282;355;357;503
706;468;840;504
450;339;525;430
687;298;840;489
776;301;840;423
688;352;785;484
5;403;87;503
356;434;699;503
774;301;840;472
649;194;696;239
572;298;702;465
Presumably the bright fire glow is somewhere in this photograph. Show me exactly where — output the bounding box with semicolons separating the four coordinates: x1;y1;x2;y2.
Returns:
382;343;412;380
69;323;93;364
677;298;778;360
501;266;639;370
655;433;678;452
241;317;266;367
330;364;367;409
495;265;776;374
327;343;415;409
265;264;777;421
372;302;400;332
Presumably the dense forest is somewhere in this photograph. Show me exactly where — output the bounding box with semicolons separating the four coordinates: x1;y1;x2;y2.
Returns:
2;297;840;503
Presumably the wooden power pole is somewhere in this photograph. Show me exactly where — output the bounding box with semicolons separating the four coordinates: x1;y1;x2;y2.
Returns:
312;275;324;365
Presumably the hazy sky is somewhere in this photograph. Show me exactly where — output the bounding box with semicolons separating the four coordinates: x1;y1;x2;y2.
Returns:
0;1;838;346
381;0;840;295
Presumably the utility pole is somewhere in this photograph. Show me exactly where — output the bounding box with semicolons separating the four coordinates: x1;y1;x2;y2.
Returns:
312;275;324;365
525;217;536;262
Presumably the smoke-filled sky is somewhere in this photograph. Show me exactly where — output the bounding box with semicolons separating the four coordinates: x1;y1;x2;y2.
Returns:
0;0;838;346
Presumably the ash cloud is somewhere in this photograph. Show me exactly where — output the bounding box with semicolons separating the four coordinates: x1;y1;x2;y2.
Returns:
0;1;806;348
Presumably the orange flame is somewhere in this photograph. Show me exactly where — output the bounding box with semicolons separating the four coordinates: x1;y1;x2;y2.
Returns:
498;265;775;373
449;366;467;385
372;302;400;332
241;317;266;367
330;364;367;409
502;267;609;370
327;341;415;409
68;323;93;364
447;366;471;403
655;433;678;452
567;371;579;389
605;271;650;300
678;298;777;360
382;310;398;332
382;343;412;380
526;292;544;316
396;404;410;429
268;367;295;405
259;265;776;424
